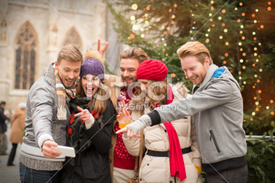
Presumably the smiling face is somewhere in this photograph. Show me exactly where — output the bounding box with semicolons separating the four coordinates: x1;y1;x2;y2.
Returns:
55;59;82;88
180;55;210;85
120;58;140;87
81;74;100;96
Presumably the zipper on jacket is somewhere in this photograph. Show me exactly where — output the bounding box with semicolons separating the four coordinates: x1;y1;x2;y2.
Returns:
209;130;221;153
53;124;58;140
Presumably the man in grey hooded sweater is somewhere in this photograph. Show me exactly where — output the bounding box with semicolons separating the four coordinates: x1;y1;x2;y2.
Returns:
117;41;248;183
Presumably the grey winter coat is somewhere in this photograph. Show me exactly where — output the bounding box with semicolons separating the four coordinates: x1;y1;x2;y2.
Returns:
151;64;247;172
20;63;71;171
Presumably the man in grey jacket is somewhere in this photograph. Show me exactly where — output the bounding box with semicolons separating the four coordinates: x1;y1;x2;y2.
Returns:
117;41;248;183
19;45;83;183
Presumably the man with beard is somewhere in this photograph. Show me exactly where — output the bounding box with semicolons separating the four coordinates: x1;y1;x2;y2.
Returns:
104;47;148;183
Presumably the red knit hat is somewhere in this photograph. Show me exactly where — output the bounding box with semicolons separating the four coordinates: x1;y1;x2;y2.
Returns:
136;59;168;81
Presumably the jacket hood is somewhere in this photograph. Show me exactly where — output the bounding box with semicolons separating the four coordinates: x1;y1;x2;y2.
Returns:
44;62;56;88
194;64;240;93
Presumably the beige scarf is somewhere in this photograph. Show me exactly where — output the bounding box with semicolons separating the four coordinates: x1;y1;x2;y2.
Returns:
54;69;76;120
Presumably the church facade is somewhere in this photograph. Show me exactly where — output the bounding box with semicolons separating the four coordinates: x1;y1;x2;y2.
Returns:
0;0;120;111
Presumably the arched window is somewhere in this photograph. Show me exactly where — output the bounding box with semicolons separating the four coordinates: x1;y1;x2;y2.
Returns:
14;21;38;90
63;27;82;51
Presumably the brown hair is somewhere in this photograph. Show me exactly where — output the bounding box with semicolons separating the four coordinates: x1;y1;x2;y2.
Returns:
120;47;148;64
76;79;108;114
134;79;168;110
57;45;83;64
177;41;213;64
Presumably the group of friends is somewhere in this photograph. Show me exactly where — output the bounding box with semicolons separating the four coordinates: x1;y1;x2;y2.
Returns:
18;40;248;183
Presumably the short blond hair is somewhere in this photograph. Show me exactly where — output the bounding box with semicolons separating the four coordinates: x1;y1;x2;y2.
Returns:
120;47;148;64
177;41;213;64
57;45;83;64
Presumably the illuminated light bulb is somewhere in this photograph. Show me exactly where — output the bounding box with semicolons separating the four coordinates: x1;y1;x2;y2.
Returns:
132;4;138;10
132;25;138;30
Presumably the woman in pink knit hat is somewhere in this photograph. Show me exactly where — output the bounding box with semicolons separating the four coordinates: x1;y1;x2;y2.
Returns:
117;59;202;183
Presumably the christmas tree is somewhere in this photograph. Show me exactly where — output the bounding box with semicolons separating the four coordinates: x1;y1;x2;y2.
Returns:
108;0;275;134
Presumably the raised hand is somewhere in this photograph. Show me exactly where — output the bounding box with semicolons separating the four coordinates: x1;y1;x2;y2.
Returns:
117;101;131;124
97;39;109;57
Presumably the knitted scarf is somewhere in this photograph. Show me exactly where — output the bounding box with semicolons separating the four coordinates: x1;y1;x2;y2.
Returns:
54;70;76;120
67;96;104;156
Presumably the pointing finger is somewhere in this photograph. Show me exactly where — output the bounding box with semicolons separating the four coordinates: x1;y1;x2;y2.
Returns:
77;106;83;112
116;127;128;134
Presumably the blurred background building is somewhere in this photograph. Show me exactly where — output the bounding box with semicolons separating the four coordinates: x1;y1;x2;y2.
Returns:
0;0;122;110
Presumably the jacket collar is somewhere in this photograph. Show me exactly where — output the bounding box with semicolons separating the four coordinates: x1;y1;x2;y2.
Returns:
44;62;56;88
193;64;218;93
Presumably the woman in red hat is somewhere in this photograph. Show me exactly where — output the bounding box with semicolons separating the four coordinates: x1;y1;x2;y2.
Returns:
117;59;202;183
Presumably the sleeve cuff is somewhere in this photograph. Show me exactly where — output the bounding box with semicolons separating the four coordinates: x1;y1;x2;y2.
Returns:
38;134;53;148
119;121;132;129
148;110;161;126
85;115;95;129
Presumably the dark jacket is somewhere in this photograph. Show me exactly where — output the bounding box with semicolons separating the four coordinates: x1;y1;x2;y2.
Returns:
62;99;116;183
0;107;9;133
